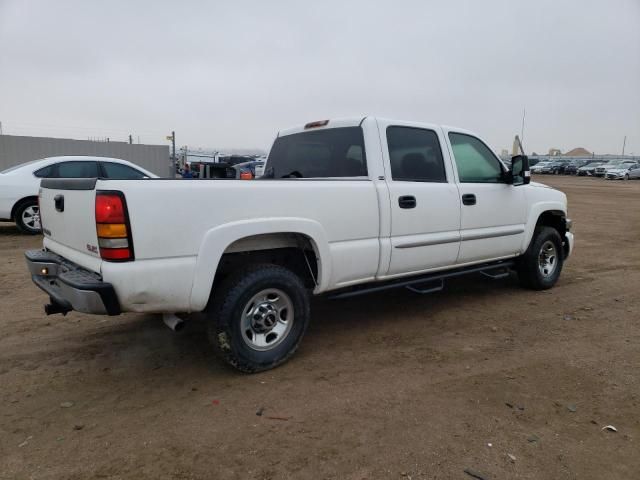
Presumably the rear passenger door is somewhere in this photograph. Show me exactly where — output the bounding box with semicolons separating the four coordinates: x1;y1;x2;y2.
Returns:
445;131;527;264
381;122;461;277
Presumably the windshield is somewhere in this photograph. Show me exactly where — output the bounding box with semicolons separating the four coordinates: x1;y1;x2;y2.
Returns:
264;127;367;178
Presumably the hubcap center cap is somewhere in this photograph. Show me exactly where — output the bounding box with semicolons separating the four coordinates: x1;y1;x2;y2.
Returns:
251;302;278;332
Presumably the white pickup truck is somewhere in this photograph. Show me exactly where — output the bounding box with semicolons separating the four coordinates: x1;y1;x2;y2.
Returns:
26;117;574;372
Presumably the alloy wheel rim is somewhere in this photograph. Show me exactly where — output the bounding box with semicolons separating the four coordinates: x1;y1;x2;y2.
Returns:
241;288;294;351
22;205;41;231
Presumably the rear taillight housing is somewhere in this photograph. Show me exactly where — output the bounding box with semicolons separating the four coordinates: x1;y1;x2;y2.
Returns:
95;191;134;261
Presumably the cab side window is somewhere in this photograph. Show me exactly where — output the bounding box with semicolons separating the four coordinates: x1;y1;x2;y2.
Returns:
449;133;504;183
387;126;447;182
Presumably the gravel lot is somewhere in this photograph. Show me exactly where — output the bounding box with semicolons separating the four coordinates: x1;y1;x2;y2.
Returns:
1;176;639;480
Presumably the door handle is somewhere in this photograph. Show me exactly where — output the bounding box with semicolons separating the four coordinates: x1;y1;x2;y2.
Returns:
398;195;417;209
462;193;476;206
54;194;65;212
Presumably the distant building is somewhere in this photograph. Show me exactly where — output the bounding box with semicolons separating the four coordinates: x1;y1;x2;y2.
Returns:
548;148;562;156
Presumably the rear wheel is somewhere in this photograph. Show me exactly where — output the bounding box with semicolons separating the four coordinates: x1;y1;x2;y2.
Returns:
15;199;41;234
516;226;564;290
207;264;310;373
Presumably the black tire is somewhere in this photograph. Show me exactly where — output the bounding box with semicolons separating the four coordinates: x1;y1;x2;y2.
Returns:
516;226;564;290
207;264;310;373
14;199;41;235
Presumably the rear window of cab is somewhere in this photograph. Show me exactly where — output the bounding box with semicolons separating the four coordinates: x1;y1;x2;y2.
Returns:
264;127;367;178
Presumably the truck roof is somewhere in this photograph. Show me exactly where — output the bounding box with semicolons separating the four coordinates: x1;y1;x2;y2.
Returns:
278;116;475;137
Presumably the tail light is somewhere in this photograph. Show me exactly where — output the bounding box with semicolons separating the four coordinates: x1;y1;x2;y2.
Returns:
240;170;253;180
95;191;134;261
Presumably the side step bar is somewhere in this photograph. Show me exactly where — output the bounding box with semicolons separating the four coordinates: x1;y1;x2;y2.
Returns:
327;261;515;300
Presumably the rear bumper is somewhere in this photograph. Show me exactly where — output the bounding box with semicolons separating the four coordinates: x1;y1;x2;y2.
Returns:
25;249;121;315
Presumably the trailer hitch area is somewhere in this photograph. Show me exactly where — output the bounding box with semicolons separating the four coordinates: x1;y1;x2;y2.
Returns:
44;301;71;316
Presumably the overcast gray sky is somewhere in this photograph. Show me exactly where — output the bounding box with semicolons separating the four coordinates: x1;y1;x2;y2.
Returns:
1;0;638;155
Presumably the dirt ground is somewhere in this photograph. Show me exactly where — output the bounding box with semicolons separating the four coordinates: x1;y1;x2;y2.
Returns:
1;175;639;480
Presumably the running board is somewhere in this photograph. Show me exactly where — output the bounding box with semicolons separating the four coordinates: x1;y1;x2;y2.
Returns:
405;279;444;295
327;261;515;300
480;268;511;279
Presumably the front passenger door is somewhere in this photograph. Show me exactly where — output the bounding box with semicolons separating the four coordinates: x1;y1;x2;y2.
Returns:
447;132;527;264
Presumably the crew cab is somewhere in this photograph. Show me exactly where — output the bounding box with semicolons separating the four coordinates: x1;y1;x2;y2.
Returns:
26;117;574;373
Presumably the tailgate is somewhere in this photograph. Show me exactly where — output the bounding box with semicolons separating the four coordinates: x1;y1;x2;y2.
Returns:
39;178;102;272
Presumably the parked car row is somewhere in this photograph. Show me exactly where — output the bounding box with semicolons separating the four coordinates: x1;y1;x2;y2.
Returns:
531;158;640;180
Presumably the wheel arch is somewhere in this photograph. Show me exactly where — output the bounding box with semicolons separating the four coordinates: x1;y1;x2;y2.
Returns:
521;204;568;253
11;195;39;220
189;218;331;311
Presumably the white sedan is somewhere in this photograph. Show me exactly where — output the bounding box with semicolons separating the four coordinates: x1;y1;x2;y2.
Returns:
0;156;156;234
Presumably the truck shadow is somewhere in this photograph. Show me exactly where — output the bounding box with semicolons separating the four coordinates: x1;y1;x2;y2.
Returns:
10;273;524;381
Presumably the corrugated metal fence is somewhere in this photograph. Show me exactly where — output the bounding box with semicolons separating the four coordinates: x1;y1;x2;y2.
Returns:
0;135;171;177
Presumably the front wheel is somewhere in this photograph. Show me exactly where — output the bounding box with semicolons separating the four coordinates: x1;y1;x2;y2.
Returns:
207;264;310;373
516;226;564;290
15;199;41;234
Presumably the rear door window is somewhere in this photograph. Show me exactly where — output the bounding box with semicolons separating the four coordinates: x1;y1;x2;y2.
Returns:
101;162;147;179
55;161;100;178
386;126;447;182
265;127;367;178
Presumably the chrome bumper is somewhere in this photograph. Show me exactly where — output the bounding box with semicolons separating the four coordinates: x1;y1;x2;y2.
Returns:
564;232;575;259
25;249;120;315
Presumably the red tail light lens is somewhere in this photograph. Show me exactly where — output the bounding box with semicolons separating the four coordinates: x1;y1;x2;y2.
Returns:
95;193;125;223
100;248;132;260
95;191;133;261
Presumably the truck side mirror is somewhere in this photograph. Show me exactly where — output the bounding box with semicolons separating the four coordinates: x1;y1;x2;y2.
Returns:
510;155;530;186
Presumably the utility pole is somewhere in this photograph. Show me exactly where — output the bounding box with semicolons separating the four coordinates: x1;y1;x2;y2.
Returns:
172;131;176;163
166;131;176;176
622;135;627;156
129;134;133;145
